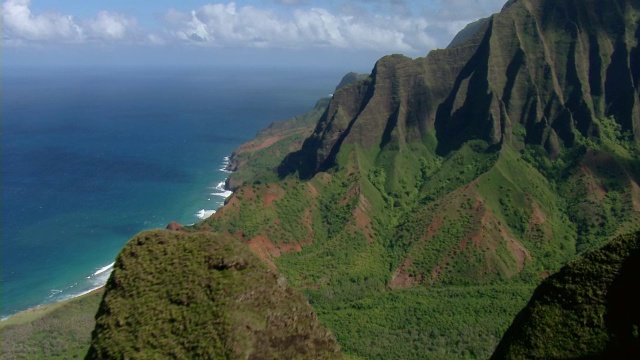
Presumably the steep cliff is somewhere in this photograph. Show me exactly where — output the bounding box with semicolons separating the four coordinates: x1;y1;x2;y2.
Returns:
225;72;368;191
282;0;640;174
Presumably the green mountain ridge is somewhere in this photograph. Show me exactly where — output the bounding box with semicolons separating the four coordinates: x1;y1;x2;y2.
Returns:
196;0;640;357
224;72;368;192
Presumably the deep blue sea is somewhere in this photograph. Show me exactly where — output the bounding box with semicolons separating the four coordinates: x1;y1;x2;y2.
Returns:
1;66;341;318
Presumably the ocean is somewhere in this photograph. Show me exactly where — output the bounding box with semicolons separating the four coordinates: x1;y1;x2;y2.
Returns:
1;66;342;318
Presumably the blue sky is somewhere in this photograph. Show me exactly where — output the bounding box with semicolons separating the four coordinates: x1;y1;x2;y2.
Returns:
3;0;507;70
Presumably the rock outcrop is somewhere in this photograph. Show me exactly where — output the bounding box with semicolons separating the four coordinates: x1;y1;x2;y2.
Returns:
86;230;341;359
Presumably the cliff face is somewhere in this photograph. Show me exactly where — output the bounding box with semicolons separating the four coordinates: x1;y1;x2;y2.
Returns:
225;72;367;191
437;0;640;156
280;41;482;177
266;0;640;290
282;0;640;177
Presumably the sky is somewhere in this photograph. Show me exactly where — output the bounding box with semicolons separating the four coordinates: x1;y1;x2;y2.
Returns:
2;0;507;70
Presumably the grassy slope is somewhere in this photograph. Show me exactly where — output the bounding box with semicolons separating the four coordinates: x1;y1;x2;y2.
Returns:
225;97;331;191
0;289;104;360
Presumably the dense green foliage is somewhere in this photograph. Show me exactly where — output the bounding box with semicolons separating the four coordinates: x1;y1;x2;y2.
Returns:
310;284;534;359
87;230;341;359
492;231;640;359
0;290;103;360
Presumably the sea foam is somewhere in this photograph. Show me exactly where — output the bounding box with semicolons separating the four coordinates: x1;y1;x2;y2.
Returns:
196;209;216;219
93;262;115;276
47;261;115;307
211;181;233;198
219;156;232;173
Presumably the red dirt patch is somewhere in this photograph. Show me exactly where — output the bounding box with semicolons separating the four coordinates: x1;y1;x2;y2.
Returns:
389;259;423;289
240;187;258;201
278;242;303;253
306;183;320;198
246;234;308;270
578;165;607;200
478;207;531;273
340;184;361;205
500;227;531;272
530;203;547;226
247;235;280;270
264;193;278;206
264;192;282;206
235;135;286;153
302;208;314;236
262;184;286;206
526;203;551;244
166;221;185;231
353;195;375;242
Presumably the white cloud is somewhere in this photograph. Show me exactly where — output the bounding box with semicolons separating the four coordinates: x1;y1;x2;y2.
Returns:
164;2;437;53
428;0;506;21
2;0;141;45
85;11;137;40
1;0;506;53
2;0;83;41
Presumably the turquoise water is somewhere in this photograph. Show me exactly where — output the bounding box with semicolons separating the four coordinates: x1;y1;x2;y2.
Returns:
1;66;340;318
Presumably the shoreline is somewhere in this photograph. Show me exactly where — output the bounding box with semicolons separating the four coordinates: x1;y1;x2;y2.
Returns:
2;155;236;326
0;287;106;328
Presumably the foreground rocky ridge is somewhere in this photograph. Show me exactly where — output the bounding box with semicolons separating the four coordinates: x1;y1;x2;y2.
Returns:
492;230;640;359
87;231;341;359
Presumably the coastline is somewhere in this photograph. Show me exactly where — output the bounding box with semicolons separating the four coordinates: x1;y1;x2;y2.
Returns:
0;287;106;328
2;155;237;325
2;68;334;335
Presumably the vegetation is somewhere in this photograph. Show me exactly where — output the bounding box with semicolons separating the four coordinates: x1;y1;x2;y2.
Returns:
225;71;368;191
87;230;341;359
492;231;640;359
0;289;103;360
310;284;534;360
224;97;329;190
